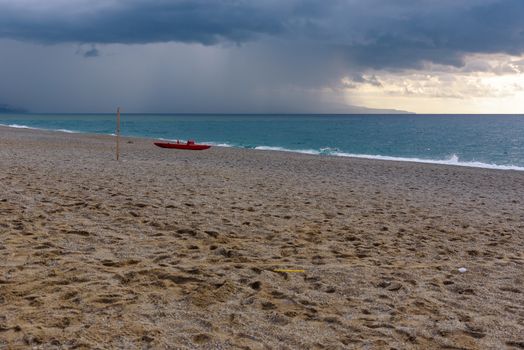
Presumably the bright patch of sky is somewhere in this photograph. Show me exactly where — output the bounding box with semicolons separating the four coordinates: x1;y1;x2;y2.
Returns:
343;54;524;113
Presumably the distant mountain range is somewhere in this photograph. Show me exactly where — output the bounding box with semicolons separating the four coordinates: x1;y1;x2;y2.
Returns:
335;104;413;114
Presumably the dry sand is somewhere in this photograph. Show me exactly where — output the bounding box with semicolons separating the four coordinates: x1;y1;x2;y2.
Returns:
0;125;523;349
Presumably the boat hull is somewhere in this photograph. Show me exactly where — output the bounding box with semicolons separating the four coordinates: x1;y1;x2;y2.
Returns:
154;142;211;150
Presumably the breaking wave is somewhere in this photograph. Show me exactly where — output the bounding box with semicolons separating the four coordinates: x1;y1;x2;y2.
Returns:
253;145;524;171
0;123;78;134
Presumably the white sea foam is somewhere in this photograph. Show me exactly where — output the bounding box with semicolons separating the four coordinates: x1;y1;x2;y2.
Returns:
2;123;39;129
331;152;524;171
1;123;79;134
204;141;234;148
252;146;524;171
254;145;319;155
55;129;79;133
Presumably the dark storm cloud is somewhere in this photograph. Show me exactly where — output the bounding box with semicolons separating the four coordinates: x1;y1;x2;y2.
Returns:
1;0;523;70
336;0;524;69
0;0;287;45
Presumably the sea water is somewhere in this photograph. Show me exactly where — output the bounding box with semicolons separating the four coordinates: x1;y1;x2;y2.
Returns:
1;113;524;170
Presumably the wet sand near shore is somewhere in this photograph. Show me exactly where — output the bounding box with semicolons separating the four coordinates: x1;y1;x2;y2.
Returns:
1;126;523;349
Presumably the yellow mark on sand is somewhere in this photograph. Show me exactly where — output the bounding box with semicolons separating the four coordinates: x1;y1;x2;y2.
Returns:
273;269;305;273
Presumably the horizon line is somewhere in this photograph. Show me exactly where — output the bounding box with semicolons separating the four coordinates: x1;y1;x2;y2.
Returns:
2;112;524;116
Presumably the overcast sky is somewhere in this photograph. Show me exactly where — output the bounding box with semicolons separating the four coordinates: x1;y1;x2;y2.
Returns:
1;0;523;113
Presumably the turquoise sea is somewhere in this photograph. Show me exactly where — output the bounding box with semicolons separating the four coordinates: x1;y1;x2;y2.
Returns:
1;114;524;170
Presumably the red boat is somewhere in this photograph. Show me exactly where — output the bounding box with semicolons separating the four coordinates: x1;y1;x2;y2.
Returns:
154;140;211;150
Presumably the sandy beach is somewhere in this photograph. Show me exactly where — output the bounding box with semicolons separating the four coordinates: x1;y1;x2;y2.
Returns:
0;125;523;349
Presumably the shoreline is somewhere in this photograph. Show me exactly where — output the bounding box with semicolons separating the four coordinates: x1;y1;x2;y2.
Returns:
2;124;523;172
1;125;523;348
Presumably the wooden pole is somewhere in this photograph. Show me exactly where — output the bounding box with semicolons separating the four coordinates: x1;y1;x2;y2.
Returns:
116;107;121;161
